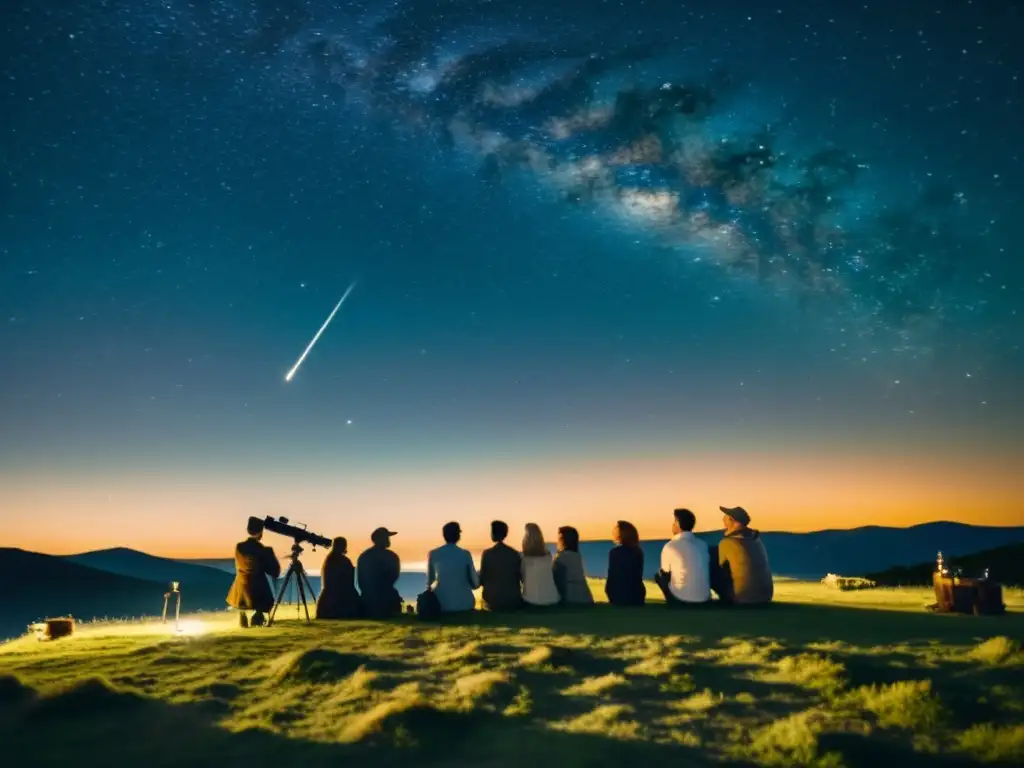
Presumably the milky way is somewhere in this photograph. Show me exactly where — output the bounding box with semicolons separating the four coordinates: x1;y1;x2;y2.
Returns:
15;0;1022;366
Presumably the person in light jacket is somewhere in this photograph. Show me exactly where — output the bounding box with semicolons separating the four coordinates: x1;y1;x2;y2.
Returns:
553;526;594;605
521;523;560;607
426;521;479;613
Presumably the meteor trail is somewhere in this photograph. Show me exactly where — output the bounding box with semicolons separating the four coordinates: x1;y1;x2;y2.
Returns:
284;281;357;382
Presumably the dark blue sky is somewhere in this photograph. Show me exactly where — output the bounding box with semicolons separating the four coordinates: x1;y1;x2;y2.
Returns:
1;1;1021;557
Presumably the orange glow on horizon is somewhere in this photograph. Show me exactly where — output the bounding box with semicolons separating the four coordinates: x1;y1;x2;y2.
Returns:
2;447;1021;564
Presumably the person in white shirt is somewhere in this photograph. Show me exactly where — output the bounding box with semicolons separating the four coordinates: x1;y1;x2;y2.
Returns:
654;508;711;605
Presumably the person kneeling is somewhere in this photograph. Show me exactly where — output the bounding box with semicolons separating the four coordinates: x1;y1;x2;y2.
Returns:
226;516;282;627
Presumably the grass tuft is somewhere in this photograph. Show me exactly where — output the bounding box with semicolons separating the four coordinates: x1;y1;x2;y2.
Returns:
956;723;1024;763
965;636;1023;666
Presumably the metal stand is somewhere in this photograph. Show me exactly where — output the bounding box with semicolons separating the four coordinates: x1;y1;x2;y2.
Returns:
268;544;318;626
162;582;181;631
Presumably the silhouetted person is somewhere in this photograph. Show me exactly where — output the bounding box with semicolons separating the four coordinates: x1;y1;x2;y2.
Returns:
654;508;711;606
605;520;646;606
226;516;282;628
479;520;522;611
553;526;594;605
357;527;403;618
426;521;479;613
317;536;360;620
521;523;560;607
711;506;774;605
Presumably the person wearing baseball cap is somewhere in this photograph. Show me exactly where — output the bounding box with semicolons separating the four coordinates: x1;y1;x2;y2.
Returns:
356;526;403;618
710;506;774;605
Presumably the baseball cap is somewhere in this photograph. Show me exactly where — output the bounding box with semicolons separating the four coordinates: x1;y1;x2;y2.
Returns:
719;506;751;526
371;527;397;543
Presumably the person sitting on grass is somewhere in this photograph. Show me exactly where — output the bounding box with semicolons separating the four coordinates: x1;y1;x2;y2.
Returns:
356;527;404;618
605;520;646;606
654;508;711;606
479;519;523;611
521;523;560;607
426;521;480;613
711;506;774;606
227;516;282;628
316;536;360;620
553;525;594;605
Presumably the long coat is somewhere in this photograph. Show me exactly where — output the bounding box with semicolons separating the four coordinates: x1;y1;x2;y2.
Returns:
226;538;281;612
316;553;361;619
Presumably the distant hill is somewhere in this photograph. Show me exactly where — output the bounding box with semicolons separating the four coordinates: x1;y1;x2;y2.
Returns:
65;547;233;590
575;521;1024;581
0;548;230;642
864;542;1024;587
179;557;236;574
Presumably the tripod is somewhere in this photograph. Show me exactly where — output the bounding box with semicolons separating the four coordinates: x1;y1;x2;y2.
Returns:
268;543;318;626
162;581;181;631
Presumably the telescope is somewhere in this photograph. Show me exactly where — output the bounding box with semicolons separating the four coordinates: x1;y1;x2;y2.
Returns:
249;515;330;626
255;515;331;549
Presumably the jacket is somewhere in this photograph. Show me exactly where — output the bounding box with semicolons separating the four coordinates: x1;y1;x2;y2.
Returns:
427;543;479;612
356;545;403;618
605;545;646;606
553;550;594;605
479;542;522;610
521;553;560;607
718;528;774;605
316;553;360;619
226;538;281;613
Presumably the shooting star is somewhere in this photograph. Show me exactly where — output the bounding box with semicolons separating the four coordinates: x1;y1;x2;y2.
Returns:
284;281;357;382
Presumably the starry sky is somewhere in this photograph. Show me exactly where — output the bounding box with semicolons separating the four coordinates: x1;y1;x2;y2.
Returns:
1;0;1022;564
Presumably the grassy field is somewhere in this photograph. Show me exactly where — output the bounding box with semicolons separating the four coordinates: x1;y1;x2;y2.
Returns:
1;579;1022;767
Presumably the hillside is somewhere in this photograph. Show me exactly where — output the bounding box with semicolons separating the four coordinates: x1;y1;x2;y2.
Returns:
1;581;1022;767
65;547;233;590
865;542;1024;587
0;549;230;642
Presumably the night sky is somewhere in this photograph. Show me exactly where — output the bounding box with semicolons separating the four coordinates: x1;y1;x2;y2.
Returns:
2;0;1022;563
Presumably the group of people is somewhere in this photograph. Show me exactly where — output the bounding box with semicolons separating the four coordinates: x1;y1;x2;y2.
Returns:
226;505;775;626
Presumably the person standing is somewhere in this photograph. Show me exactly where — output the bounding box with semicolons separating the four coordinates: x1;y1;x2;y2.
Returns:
654;508;711;605
226;516;282;628
479;520;523;611
426;521;480;613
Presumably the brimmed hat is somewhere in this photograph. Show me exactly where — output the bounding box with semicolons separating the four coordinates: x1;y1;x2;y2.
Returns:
371;527;397;544
719;506;751;526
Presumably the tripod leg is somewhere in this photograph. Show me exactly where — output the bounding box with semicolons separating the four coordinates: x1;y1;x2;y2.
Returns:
269;565;295;627
300;570;318;620
296;572;311;623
